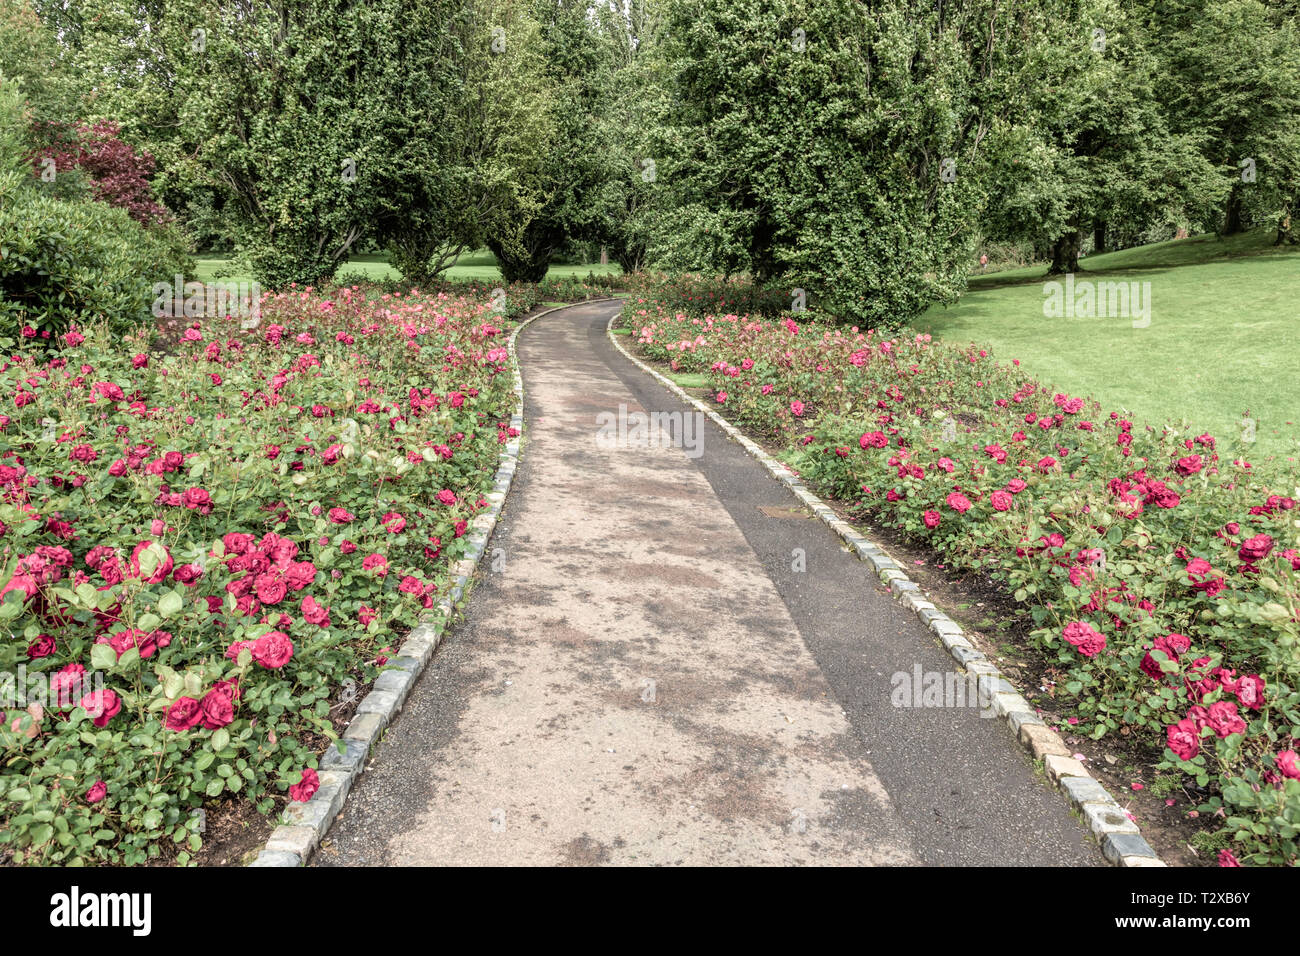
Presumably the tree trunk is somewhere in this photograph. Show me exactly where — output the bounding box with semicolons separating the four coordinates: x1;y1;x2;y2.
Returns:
1276;198;1297;245
1093;222;1106;255
1047;226;1082;275
1222;186;1245;236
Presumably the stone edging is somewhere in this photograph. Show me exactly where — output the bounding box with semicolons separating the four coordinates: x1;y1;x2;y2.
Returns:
248;297;621;867
605;312;1165;868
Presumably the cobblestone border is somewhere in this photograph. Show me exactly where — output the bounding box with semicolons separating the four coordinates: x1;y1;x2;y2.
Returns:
605;313;1165;868
248;298;622;867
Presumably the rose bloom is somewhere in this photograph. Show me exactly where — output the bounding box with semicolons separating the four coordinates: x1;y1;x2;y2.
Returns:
922;510;941;529
1205;700;1247;738
1174;454;1203;476
1167;718;1202;761
26;633;56;659
436;489;456;506
1062;621;1106;658
164;696;204;732
84;780;107;804
1277;750;1300;780
990;490;1012;512
381;512;406;534
200;685;236;728
1238;533;1274;563
252;631;294;669
301;595;331;627
362;553;388;576
399;575;425;596
328;507;355;523
1006;478;1027;494
79;688;122;728
255;573;288;605
289;768;320;802
945;492;972;514
1234;674;1265;710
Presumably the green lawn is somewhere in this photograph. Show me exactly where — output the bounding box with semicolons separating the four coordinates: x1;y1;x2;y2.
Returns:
193;249;622;286
916;228;1300;460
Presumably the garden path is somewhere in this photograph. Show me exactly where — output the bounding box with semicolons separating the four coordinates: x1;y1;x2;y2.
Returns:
315;300;1098;866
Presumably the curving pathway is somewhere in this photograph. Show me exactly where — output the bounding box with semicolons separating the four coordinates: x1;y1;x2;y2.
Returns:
315;300;1099;867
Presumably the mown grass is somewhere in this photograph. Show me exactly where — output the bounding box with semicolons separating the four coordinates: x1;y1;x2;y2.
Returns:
193;249;622;285
917;227;1300;459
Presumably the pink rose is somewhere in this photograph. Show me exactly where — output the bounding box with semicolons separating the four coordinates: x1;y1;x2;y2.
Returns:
1276;750;1300;780
1063;621;1106;658
945;492;972;514
990;490;1012;511
288;768;320;802
327;508;354;523
85;780;107;804
381;512;406;534
301;595;331;628
922;510;941;529
79;688;122;728
252;631;294;669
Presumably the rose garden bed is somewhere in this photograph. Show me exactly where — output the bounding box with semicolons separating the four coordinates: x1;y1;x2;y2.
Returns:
0;281;540;865
622;282;1300;867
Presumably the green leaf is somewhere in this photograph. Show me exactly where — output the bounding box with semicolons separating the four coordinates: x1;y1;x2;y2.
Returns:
158;591;183;618
90;643;118;671
211;728;230;752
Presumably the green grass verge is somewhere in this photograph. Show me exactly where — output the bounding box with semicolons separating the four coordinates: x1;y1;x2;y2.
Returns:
917;227;1300;458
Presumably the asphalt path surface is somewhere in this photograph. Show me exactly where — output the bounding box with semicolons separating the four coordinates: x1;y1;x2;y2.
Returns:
315;300;1098;867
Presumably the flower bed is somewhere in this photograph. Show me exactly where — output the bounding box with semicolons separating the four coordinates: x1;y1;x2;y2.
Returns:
624;290;1300;866
0;284;526;864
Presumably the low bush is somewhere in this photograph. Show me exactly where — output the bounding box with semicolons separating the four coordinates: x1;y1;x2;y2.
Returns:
0;284;518;864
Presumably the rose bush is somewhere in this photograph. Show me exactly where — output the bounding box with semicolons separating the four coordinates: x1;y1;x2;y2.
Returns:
624;286;1300;866
0;283;523;864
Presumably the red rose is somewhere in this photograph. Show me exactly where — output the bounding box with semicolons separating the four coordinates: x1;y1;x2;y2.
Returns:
26;634;56;659
128;541;173;583
381;512;406;533
1063;621;1106;657
288;767;319;802
327;507;354;523
252;631;294;669
79;688;122;728
1167;718;1202;760
199;686;235;729
922;510;941;529
85;780;107;804
222;532;254;555
255;573;288;605
945;492;972;514
164;696;203;732
990;490;1012;511
1205;700;1247;738
301;595;331;627
1238;534;1273;563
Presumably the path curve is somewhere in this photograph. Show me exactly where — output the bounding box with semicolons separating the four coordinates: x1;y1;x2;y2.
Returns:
315;300;1099;867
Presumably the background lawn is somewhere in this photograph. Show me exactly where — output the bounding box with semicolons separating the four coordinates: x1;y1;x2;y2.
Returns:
916;228;1300;461
193;249;622;285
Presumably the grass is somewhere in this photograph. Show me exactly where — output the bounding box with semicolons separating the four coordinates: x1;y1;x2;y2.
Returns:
193;248;622;286
916;227;1300;459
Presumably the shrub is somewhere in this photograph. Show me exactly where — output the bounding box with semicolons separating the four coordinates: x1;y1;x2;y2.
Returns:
0;285;518;864
0;167;192;343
